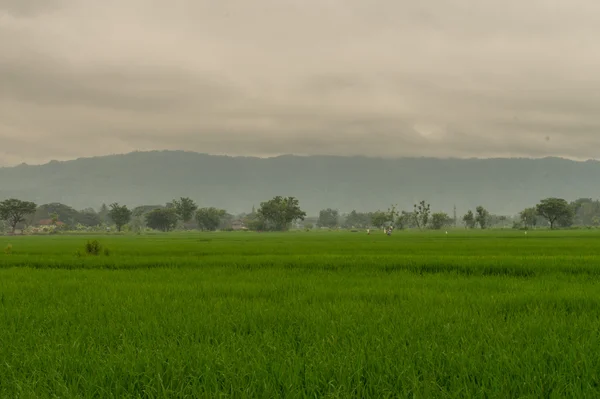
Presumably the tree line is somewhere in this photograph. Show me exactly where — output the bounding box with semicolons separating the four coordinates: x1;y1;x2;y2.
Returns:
0;195;597;234
317;198;591;231
0;196;306;234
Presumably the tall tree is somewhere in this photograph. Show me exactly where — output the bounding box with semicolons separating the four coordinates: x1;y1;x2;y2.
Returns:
172;197;198;223
196;207;226;231
463;210;476;229
412;200;431;230
145;208;178;232
108;203;132;232
475;206;490;229
317;208;339;228
0;199;37;233
257;196;306;231
536;198;572;229
520;207;538;229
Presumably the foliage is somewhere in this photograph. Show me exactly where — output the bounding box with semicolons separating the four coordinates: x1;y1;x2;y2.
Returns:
218;212;235;230
430;212;452;230
6;152;600;219
257;196;306;231
0;198;37;233
132;205;164;217
84;240;103;256
520;207;538;229
145;208;179;232
33;203;101;228
463;210;476;229
4;244;12;254
172;197;198;223
242;211;265;231
342;210;371;229
536;198;573;229
394;211;414;230
570;198;600;226
317;208;339;228
108;203;132;232
196;207;227;231
370;211;390;229
50;212;59;226
475;206;490;229
412;201;431;230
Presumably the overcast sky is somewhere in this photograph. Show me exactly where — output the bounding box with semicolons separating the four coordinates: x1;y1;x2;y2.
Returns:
1;0;600;165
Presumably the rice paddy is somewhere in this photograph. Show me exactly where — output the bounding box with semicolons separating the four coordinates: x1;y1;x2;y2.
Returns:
1;230;600;398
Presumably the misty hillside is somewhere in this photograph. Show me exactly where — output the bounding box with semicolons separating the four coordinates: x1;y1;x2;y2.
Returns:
0;151;599;216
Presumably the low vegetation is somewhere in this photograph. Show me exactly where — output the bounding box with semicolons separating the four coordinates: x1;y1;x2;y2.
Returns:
1;231;600;397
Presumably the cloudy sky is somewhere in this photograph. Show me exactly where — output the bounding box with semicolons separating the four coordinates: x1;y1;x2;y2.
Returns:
1;0;600;165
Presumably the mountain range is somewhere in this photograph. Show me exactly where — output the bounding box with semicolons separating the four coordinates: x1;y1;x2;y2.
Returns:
1;151;598;216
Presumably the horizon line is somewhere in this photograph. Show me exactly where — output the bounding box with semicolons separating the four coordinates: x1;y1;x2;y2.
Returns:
1;149;598;168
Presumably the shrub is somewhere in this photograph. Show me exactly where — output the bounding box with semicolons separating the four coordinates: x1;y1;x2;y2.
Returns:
4;244;12;255
85;240;102;256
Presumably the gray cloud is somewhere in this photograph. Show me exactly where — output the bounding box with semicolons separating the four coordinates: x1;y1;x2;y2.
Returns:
1;0;600;165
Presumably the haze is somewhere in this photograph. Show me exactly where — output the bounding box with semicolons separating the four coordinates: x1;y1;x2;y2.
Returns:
2;0;599;166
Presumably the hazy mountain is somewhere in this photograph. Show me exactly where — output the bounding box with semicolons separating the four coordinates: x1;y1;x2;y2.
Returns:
1;151;599;216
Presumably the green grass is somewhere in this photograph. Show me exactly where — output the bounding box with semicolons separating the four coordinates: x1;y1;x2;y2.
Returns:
1;230;600;398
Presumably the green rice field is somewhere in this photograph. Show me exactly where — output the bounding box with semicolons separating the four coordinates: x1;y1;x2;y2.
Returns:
1;230;600;398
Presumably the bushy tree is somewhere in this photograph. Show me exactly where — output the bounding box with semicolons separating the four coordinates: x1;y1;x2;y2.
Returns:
145;208;179;232
257;196;306;231
78;209;101;227
196;207;226;231
520;207;538;229
395;211;414;230
317;208;339;228
463;210;476;229
570;198;600;226
108;203;132;232
242;209;265;231
431;212;452;230
0;199;37;233
475;206;490;229
371;211;390;229
536;198;572;229
172;197;198;223
343;210;371;228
